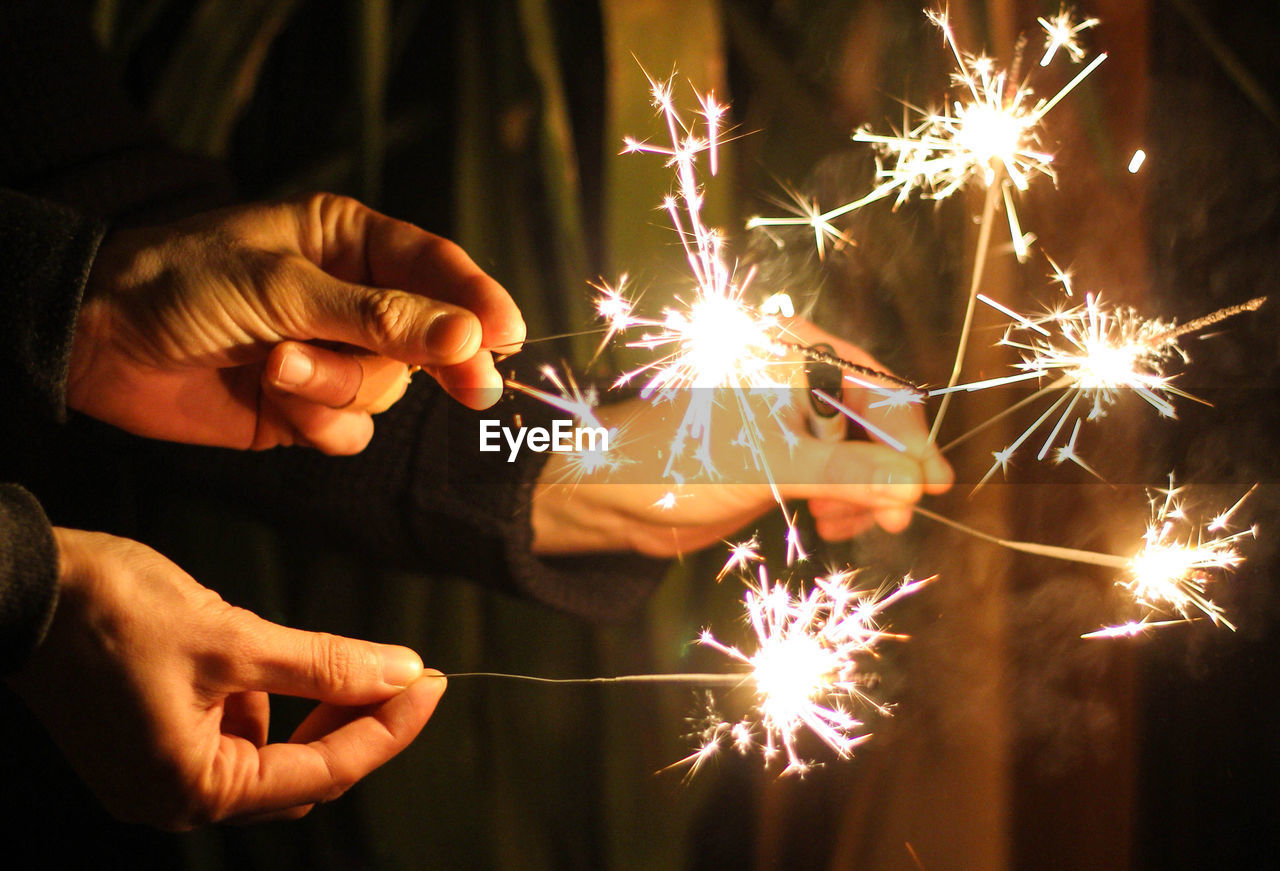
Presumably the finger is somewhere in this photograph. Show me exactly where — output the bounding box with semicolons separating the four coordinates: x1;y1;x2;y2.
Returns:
266;393;376;456
221;692;271;747
227;615;426;705
225;804;315;825
921;447;955;494
433;353;503;410
807;497;851;519
774;437;924;507
207;674;444;820
265;342;414;414
875;505;916;533
291;260;485;369
288;699;365;746
370;229;526;352
816;512;877;541
295;194;526;351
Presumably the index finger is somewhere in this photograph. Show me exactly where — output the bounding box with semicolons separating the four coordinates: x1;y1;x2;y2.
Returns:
206;675;444;821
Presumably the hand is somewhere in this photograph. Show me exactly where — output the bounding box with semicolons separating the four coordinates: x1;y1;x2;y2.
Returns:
5;528;444;829
69;193;526;454
531;321;951;556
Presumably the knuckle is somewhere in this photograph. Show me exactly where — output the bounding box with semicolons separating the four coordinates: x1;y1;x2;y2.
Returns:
295;190;348;217
241;249;305;315
364;289;420;347
311;632;365;695
201;606;262;687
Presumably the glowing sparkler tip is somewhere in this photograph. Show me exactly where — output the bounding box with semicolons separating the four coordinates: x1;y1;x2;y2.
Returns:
1117;478;1257;631
687;552;926;775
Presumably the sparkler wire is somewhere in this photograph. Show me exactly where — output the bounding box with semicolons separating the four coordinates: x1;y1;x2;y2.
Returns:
780;341;924;392
431;672;749;687
913;505;1128;569
928;170;1004;445
1145;295;1267;346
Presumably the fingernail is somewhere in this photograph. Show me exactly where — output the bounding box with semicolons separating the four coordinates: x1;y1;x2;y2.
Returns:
493;321;527;353
381;648;425;688
426;313;475;357
275;349;314;387
472;369;503;409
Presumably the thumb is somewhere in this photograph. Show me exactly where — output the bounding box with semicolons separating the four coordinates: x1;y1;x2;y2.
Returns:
289;259;484;368
231;614;425;705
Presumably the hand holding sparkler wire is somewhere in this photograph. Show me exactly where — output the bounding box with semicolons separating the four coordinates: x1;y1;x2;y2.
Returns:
71;193;526;455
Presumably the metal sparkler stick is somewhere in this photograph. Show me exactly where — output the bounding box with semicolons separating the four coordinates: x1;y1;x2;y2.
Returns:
928;168;1005;445
913;505;1128;568
430;672;750;686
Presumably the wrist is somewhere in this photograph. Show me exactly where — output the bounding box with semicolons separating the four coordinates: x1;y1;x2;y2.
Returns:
531;466;631;555
67;231;129;416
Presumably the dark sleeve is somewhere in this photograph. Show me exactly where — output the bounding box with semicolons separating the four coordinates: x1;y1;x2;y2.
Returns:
0;189;104;437
135;376;670;622
0;485;59;675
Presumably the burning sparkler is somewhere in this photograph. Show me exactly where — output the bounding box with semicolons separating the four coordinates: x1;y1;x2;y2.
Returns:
934;274;1266;486
748;8;1105;444
1118;479;1257;631
584;69;924;563
915;476;1258;634
850;9;1105;223
680;551;931;776
438;543;928;778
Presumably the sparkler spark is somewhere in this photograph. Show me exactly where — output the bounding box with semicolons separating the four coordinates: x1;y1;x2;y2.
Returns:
853;10;1105;232
1118;480;1257;631
937;286;1265;484
1038;6;1100;66
1080;618;1192;640
504;366;628;482
595;70;923;563
915;475;1259;635
748;8;1105;265
686;561;930;775
607;72;792;417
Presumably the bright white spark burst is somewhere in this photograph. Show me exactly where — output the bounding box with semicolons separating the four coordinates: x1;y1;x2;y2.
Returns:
937;277;1198;485
609;72;787;399
679;553;930;776
1038;6;1100;66
1114;480;1257;632
749;8;1105;262
600;70;828;562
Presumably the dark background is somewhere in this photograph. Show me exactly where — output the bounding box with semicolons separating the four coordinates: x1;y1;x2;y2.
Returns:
11;1;1280;868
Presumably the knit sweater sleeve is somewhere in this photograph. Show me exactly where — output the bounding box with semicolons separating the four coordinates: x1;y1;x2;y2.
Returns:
0;485;59;675
0;189;104;431
134;374;669;622
0;186;103;672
